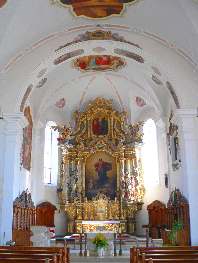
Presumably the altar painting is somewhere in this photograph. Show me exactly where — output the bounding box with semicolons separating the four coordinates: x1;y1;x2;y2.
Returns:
92;116;108;136
85;152;116;200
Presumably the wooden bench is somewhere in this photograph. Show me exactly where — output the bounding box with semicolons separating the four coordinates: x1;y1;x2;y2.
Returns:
144;259;198;263
130;247;198;263
0;259;52;263
0;246;70;263
0;253;57;262
0;249;61;263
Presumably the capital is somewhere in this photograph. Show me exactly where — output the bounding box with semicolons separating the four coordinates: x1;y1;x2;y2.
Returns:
3;113;27;135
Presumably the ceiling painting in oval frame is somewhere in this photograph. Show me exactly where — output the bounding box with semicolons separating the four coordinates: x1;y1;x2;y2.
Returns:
52;0;139;19
73;55;125;72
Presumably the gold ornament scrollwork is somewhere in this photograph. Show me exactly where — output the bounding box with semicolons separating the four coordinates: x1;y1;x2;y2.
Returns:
55;98;145;233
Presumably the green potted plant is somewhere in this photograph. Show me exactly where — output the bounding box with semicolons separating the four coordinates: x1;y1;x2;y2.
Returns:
92;233;109;257
168;219;183;246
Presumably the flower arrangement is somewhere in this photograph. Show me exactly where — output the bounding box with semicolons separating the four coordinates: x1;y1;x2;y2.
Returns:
92;233;109;249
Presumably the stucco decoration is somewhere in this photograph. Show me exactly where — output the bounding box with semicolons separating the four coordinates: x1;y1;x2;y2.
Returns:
151;66;161;76
152;74;163;86
166;81;180;109
55;98;66;108
37;68;47;78
74;55;125;71
21;106;33;171
135;96;146;107
0;0;7;8
20;85;33;112
51;0;139;19
92;47;106;53
167;112;181;171
56;30;141;52
54;49;84;65
36;78;47;89
114;48;144;63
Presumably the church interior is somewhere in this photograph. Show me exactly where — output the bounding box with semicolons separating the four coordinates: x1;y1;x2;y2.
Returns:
1;0;198;262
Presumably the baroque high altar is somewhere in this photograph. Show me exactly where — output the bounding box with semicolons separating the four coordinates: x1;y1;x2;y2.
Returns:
56;98;145;233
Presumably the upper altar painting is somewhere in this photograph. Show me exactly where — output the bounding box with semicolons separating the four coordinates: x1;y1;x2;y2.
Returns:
0;0;7;8
51;0;139;19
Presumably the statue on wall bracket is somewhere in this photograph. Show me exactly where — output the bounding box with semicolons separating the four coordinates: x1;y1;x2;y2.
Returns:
167;112;181;171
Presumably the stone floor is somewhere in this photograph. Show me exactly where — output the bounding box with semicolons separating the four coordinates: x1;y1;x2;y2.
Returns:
71;255;130;263
53;236;163;263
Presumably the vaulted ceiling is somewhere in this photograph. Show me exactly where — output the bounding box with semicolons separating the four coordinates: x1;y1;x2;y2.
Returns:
1;0;198;125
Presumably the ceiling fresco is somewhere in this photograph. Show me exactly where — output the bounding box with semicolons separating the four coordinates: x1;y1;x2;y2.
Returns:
73;55;125;71
0;0;7;8
52;0;139;19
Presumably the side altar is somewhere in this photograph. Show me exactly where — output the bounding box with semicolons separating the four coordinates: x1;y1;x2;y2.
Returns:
55;98;145;234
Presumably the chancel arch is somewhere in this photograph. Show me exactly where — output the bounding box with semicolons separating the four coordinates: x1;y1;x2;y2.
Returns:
1;1;198;248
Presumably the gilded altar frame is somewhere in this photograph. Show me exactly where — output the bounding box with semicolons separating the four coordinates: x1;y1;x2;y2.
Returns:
56;98;144;233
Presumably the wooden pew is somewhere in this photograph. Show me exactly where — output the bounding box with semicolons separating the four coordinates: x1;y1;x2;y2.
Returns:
0;246;70;263
0;249;61;263
0;259;52;263
143;254;198;259
0;253;57;262
143;259;198;263
130;247;198;263
141;252;198;260
138;247;198;252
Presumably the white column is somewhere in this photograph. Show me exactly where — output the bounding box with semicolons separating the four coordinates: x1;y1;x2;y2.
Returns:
0;113;26;244
176;108;198;245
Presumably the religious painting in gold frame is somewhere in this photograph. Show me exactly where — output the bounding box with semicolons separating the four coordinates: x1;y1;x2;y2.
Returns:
85;151;117;200
92;114;109;136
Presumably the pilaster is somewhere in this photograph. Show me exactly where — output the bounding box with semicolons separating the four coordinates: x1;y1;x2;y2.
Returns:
0;113;26;244
31;124;45;204
155;119;169;202
176;108;198;244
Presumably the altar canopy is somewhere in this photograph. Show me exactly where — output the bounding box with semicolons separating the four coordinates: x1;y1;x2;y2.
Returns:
55;98;145;233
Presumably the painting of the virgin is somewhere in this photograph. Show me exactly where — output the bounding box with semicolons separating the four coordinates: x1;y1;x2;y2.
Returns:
85;151;116;200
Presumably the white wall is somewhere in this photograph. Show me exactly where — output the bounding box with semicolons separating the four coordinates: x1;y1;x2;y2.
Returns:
31;124;67;236
136;119;170;235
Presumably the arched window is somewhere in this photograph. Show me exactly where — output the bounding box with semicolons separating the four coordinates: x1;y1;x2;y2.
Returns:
142;119;159;186
44;121;58;185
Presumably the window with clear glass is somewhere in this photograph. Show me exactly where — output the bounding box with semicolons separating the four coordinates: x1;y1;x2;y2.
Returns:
142;119;159;186
44;121;58;185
